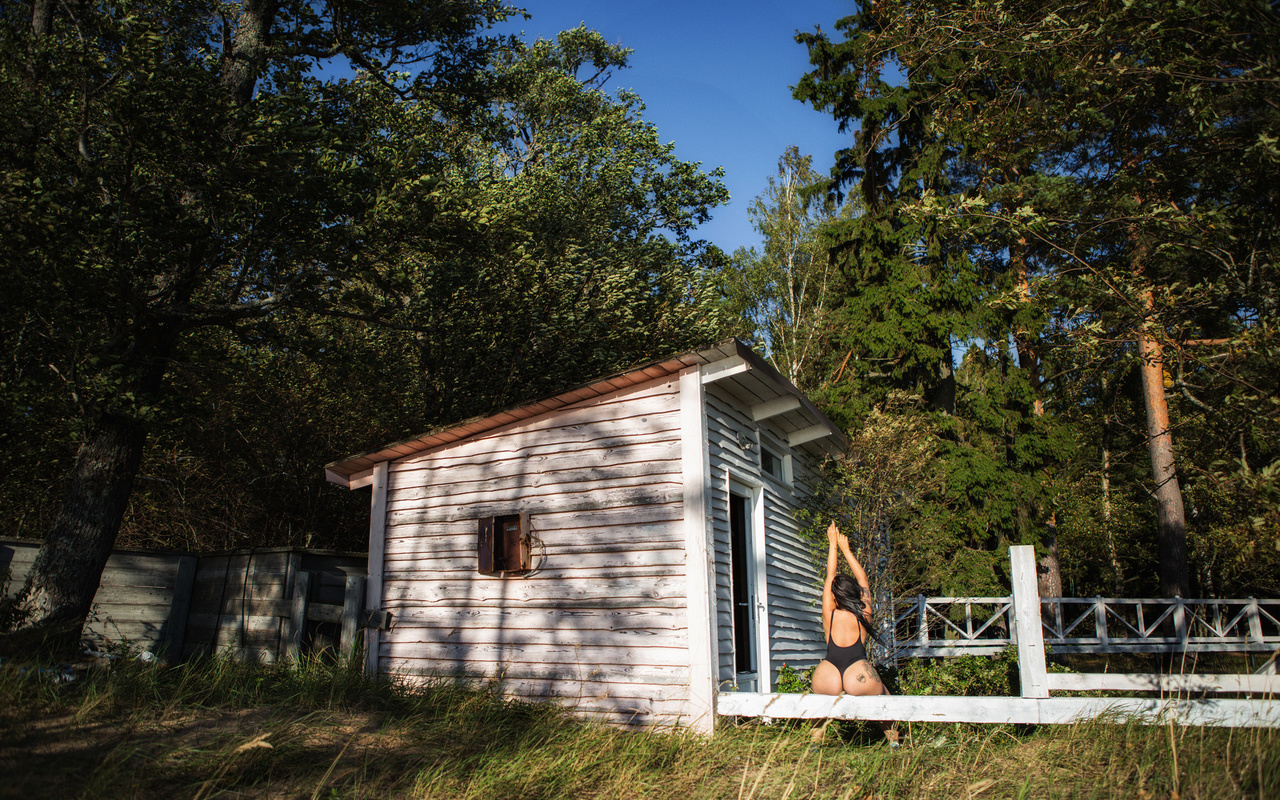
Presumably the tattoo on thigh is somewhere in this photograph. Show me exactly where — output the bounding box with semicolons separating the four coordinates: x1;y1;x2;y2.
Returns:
856;673;866;683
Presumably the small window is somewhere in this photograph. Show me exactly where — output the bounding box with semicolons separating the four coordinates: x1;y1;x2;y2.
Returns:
478;512;531;575
761;448;783;480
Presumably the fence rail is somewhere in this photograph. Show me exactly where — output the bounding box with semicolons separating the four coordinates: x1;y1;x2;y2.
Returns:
889;595;1280;660
721;547;1280;730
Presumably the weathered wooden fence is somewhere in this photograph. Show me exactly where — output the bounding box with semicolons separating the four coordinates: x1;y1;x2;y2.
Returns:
1;538;378;661
718;546;1280;729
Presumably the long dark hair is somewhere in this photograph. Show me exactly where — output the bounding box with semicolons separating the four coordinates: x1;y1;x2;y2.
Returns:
832;574;883;645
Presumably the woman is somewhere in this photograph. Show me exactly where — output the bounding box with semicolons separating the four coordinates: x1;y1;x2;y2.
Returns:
812;521;897;744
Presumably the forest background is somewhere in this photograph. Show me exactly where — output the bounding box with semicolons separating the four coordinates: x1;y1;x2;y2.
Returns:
1;0;1278;642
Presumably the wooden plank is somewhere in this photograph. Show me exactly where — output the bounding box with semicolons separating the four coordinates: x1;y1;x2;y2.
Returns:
715;692;1280;728
341;575;366;656
377;569;692;608
786;424;833;448
387;606;687;632
701;355;750;384
164;555;197;661
386;485;683;528
1010;545;1049;699
366;462;389;675
681;365;716;734
388;470;682;514
185;609;290;628
384;505;682;545
751;396;802;422
384;661;692;687
101;552;187;573
387;460;682;507
383;550;687;576
380;639;689;668
381;622;688;649
285;570;311;662
384;537;685;566
82;583;181;607
1048;673;1280;694
391;416;681;474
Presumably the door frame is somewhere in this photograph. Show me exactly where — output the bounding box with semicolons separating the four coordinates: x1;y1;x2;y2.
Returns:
727;473;771;693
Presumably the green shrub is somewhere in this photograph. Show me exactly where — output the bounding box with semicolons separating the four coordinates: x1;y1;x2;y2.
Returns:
898;649;1019;696
775;663;813;693
896;646;1072;697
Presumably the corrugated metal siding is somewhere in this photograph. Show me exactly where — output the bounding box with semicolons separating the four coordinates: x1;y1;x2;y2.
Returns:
376;377;691;726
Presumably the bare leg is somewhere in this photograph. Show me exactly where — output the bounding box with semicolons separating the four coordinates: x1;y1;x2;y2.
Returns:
844;661;898;744
810;660;843;743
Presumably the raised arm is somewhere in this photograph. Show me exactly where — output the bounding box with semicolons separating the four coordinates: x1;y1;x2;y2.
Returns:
821;521;839;639
838;534;872;611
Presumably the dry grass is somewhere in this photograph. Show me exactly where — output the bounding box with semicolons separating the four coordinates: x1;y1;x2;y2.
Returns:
0;656;1276;799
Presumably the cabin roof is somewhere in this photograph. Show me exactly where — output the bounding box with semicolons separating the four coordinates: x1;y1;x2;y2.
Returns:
324;338;845;489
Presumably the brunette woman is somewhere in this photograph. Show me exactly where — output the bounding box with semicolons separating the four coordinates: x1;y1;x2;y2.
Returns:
812;521;897;744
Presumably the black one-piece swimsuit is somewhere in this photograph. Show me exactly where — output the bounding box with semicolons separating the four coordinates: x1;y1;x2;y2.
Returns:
825;609;868;676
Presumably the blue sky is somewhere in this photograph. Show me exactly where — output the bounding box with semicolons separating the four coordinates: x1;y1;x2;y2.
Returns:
496;1;856;256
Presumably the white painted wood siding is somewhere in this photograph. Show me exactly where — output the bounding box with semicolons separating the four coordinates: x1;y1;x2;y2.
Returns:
377;378;691;726
704;385;826;688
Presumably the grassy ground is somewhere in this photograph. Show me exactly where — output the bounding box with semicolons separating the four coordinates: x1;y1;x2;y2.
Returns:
0;656;1276;799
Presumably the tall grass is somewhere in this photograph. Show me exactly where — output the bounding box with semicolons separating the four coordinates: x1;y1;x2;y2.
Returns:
1;655;1276;799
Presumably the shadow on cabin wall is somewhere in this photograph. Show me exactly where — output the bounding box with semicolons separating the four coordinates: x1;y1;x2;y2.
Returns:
385;383;687;726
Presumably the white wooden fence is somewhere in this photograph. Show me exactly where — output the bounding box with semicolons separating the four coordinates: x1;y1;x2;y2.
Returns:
717;546;1280;729
891;594;1279;658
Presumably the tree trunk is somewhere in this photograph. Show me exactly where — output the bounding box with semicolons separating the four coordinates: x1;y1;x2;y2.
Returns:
15;412;149;650
1101;422;1123;595
1012;244;1062;597
1136;298;1190;597
220;0;279;107
31;0;54;35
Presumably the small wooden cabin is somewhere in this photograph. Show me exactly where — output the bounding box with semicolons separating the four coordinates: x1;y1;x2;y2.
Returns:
324;339;845;731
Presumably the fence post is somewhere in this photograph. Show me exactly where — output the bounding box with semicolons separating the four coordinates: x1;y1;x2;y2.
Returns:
1174;597;1188;645
1247;598;1264;644
165;555;198;663
285;570;311;662
1010;546;1049;699
1094;596;1109;646
917;595;928;648
341;575;366;658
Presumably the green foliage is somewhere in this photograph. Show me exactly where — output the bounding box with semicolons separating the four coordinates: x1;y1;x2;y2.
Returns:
775;663;814;694
898;652;1019;698
796;0;1280;596
717;146;854;390
0;8;730;553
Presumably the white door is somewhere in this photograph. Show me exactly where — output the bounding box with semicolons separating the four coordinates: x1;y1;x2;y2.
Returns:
729;482;769;691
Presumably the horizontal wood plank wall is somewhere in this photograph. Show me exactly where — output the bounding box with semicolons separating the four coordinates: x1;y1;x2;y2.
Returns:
765;455;824;672
2;540;367;661
381;378;691;726
704;387;826;689
1;539;190;655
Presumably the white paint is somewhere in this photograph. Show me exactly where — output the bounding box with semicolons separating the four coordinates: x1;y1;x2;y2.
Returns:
751;395;802;421
365;461;389;676
701;356;751;384
1010;545;1049;698
1049;673;1280;694
715;692;1280;728
786;423;833;448
681;365;717;734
